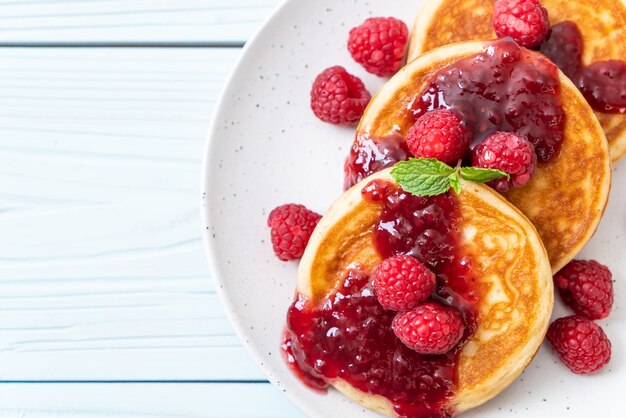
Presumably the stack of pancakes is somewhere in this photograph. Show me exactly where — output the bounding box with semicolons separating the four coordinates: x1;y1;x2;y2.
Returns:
295;2;621;416
408;0;626;161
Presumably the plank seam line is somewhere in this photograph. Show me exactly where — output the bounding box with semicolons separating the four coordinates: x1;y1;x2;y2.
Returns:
0;42;245;48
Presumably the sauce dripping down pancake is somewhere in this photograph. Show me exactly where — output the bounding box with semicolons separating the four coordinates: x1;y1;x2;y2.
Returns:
287;169;553;417
284;182;476;417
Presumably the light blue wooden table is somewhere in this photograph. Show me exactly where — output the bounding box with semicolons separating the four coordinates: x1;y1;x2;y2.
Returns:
0;1;305;416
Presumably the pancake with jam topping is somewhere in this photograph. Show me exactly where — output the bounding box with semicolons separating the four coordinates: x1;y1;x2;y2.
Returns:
407;0;626;161
284;168;553;417
346;40;610;272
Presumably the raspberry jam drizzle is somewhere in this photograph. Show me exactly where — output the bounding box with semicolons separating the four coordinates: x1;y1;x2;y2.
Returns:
410;39;564;163
283;181;478;418
538;21;626;114
344;39;566;189
344;132;410;190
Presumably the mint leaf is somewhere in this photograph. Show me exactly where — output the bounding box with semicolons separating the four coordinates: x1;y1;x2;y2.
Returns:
448;171;461;194
390;158;455;197
460;166;510;183
390;159;512;197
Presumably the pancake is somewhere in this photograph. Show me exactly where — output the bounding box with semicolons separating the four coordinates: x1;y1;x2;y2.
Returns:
352;41;611;273
407;0;626;162
296;168;554;416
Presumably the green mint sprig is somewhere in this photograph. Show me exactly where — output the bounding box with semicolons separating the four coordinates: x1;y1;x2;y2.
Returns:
390;158;510;197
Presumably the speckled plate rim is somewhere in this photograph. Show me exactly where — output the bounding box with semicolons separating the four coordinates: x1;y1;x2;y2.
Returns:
200;0;313;415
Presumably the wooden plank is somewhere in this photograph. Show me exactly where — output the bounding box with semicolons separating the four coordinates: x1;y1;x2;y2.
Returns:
0;0;280;43
0;382;305;417
0;47;266;380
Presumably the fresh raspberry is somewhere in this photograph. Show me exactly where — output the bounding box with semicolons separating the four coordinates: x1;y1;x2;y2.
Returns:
267;204;321;261
405;109;470;165
392;302;464;355
493;0;550;48
347;17;408;77
547;316;611;374
373;255;436;311
310;66;371;125
472;131;537;192
554;260;614;320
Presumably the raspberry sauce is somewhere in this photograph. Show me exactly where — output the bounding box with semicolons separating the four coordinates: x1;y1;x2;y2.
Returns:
343;40;566;189
361;178;396;202
410;39;565;163
283;182;478;418
374;188;478;322
344;133;410;190
539;21;626;114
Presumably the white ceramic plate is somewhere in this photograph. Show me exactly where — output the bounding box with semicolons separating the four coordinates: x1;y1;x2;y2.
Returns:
202;0;626;416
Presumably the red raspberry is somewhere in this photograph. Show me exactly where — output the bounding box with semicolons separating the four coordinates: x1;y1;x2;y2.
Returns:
373;255;436;311
392;302;464;355
267;204;321;261
347;17;408;77
547;316;611;374
554;260;613;320
405;109;470;165
472;131;537;192
493;0;550;48
310;66;371;125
